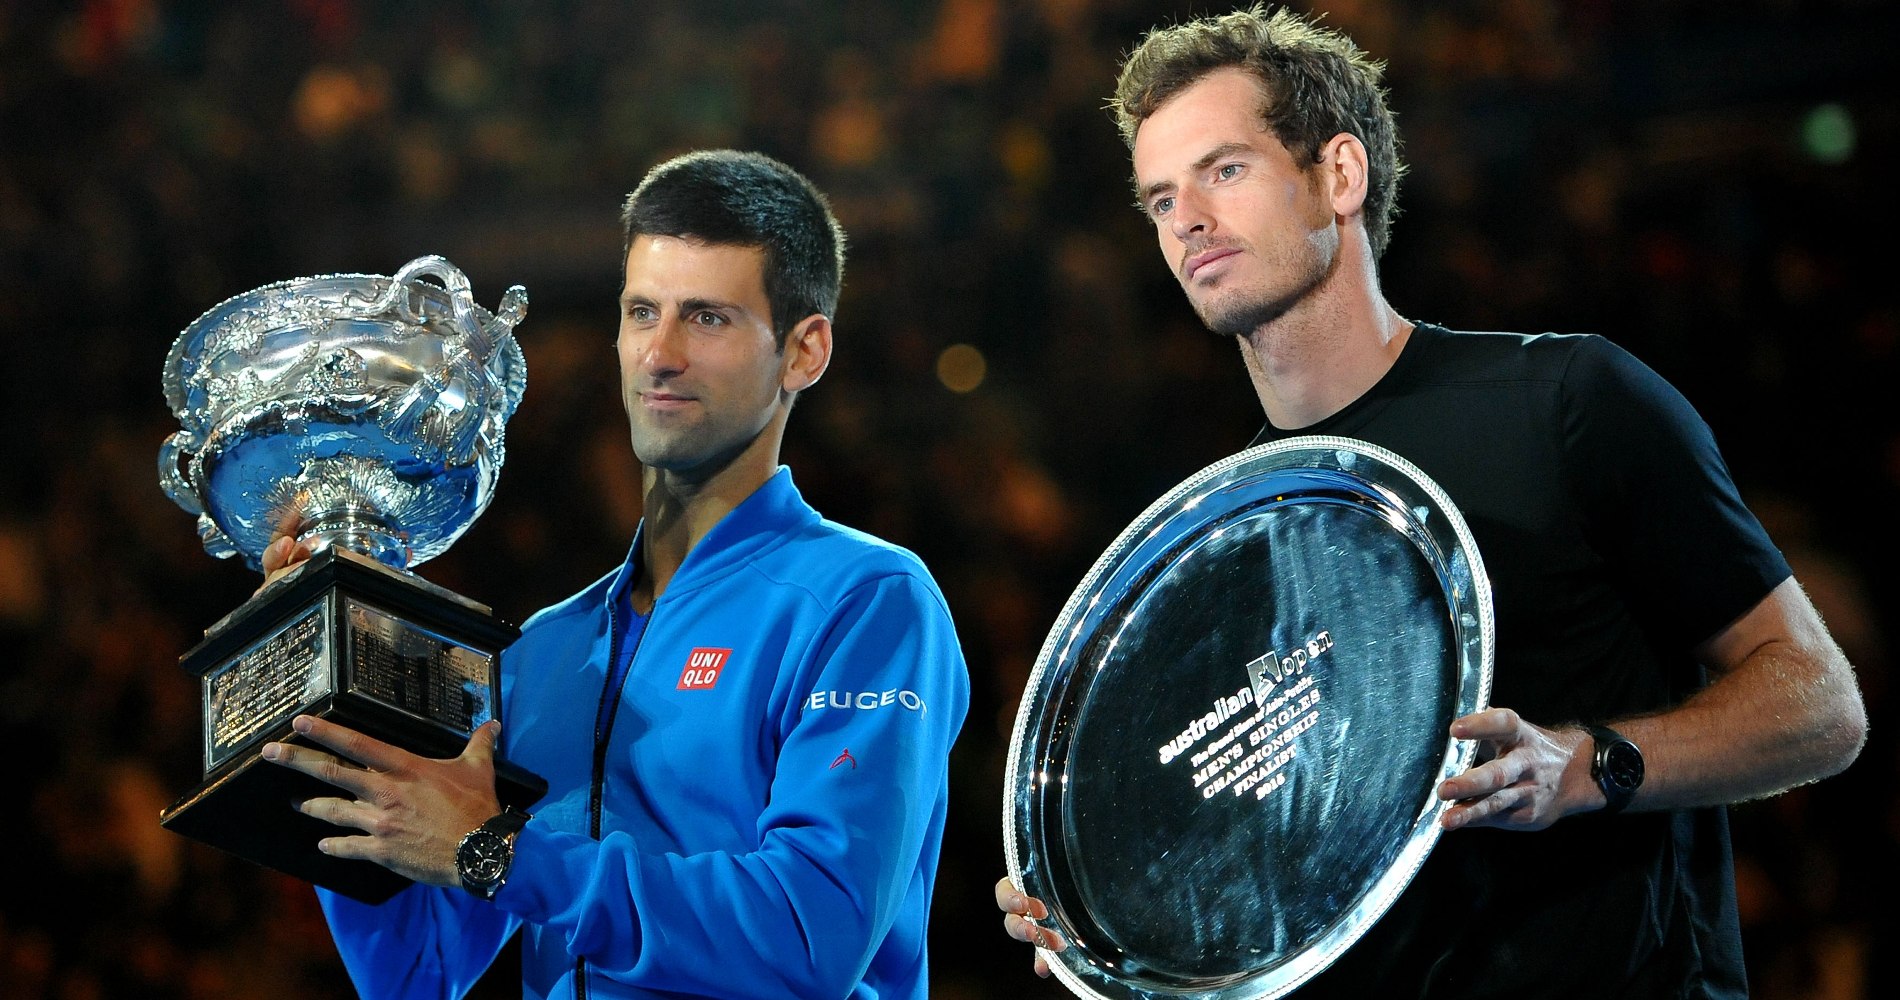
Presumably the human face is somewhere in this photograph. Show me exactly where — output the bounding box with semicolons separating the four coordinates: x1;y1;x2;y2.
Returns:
617;236;793;480
1131;68;1339;337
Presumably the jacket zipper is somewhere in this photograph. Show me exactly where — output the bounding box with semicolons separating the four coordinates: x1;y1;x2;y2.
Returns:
577;594;650;999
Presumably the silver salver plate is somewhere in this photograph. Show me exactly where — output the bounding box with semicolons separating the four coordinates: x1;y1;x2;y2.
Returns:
1005;435;1493;999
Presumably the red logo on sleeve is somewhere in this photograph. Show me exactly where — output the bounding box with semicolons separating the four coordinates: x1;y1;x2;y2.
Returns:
677;648;731;690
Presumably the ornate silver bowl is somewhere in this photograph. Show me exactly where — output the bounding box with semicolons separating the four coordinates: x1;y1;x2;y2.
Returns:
159;255;527;572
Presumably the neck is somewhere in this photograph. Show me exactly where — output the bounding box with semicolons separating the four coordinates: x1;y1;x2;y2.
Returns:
1237;261;1411;430
630;420;785;612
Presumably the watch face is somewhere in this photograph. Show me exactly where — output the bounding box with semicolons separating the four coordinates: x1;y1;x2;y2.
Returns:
1603;742;1644;790
460;831;510;884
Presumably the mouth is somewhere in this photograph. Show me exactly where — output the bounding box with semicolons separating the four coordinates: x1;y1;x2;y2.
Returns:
1185;247;1241;282
637;390;697;412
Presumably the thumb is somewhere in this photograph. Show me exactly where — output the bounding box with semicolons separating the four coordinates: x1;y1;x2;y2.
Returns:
261;535;288;573
464;719;501;764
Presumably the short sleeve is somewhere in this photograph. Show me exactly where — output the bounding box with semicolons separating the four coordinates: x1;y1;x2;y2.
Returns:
1558;335;1790;648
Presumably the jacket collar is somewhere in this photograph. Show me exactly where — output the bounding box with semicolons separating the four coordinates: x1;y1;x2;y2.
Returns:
605;466;818;611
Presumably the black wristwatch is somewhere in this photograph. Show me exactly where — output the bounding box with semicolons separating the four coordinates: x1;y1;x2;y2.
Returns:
1585;724;1644;815
456;806;531;900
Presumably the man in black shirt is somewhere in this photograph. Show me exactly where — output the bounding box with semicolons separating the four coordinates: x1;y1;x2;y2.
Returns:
995;5;1866;997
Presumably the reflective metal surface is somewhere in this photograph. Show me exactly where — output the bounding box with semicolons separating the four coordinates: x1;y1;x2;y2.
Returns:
1006;436;1493;1000
203;599;331;771
157;258;541;903
159;255;527;571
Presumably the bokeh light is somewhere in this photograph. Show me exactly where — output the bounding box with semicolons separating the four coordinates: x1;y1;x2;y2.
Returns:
937;343;988;393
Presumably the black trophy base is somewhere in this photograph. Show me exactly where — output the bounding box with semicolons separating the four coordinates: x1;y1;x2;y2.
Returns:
161;547;547;904
160;703;548;904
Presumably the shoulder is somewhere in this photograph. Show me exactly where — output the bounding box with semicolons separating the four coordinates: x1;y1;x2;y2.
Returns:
1402;328;1691;422
1407;325;1604;385
751;518;952;616
517;567;616;634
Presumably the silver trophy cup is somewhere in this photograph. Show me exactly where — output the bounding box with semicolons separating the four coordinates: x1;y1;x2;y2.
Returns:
157;255;545;902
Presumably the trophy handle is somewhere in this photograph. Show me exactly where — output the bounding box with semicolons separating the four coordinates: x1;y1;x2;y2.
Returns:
487;287;529;423
198;513;241;561
159;431;204;516
349;255;490;361
366;260;528;462
494;284;528;331
373;351;485;466
160;429;239;561
401;255;512;364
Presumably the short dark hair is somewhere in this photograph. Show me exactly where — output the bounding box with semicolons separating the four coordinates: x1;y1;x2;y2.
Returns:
1112;4;1407;259
620;150;846;344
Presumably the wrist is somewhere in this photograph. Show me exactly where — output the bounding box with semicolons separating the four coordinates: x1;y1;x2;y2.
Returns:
456;806;531;900
1557;726;1600;817
1584;723;1644;814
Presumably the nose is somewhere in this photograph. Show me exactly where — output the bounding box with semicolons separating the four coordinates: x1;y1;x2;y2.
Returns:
630;316;689;379
1167;185;1212;242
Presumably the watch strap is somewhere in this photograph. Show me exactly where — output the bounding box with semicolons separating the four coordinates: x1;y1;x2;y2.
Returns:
457;805;531;899
483;805;531;838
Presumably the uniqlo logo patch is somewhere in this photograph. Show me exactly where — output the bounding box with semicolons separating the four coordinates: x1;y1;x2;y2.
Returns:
677;648;731;690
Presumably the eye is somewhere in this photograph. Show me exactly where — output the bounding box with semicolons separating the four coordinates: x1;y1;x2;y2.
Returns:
625;304;656;323
1216;162;1243;181
691;309;728;327
1150;194;1175;218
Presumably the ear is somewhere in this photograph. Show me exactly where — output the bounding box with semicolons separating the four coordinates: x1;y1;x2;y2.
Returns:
780;313;833;395
1320;132;1370;221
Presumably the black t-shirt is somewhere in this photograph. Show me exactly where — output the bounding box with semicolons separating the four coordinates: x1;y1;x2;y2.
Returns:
1252;324;1789;999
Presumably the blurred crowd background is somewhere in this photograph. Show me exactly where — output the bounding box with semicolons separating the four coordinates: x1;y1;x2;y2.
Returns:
1;1;1894;997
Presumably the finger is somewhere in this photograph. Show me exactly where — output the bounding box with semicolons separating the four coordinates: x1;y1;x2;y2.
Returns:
261;534;313;572
261;536;287;574
1436;768;1478;802
1450;707;1522;741
1004;913;1066;952
257;539;316;598
1037;922;1067;953
314;833;381;863
272;509;307;543
292;714;412;773
257;538;292;595
262;740;380;798
1003;913;1037;944
1443;784;1533;830
296;794;378;833
1436;752;1526;802
1035;953;1052;978
995;878;1048;919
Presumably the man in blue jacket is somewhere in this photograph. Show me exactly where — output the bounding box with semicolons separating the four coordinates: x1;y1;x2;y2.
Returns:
261;149;971;999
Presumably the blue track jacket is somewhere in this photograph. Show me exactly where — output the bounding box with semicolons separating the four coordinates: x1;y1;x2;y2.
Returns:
317;468;970;998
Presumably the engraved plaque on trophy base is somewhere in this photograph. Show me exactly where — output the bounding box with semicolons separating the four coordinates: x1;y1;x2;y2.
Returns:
160;547;546;904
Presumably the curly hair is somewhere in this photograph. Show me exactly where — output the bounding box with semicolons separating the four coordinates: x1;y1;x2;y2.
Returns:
1111;4;1407;258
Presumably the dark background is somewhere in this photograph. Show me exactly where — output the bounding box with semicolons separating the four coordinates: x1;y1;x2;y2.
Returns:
2;1;1894;997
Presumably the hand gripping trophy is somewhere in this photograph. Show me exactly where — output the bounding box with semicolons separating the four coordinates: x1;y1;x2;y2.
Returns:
157;255;545;902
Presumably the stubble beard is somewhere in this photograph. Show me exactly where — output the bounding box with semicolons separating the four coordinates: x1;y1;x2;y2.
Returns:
625;398;781;485
1202;288;1299;338
1193;236;1335;339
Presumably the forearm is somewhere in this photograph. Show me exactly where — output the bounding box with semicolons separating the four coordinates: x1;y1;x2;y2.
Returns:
500;818;923;997
1442;579;1867;830
1608;579;1866;812
318;882;514;1000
